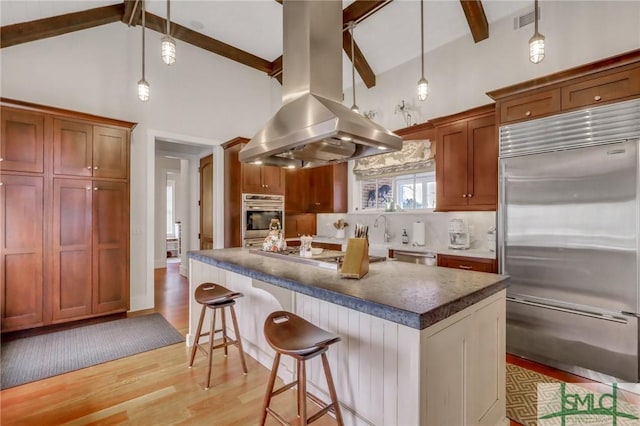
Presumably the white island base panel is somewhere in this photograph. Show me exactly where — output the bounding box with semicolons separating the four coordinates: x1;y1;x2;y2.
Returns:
189;259;507;426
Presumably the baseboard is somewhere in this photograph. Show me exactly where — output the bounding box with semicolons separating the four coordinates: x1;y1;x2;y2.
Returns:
129;295;154;312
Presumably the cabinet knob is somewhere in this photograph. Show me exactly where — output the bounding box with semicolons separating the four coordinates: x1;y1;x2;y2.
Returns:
462;194;467;198
467;193;473;198
87;166;92;170
93;166;99;170
93;187;98;191
0;157;4;162
458;265;472;270
594;95;602;101
525;111;531;116
265;184;269;188
86;186;92;190
0;182;3;186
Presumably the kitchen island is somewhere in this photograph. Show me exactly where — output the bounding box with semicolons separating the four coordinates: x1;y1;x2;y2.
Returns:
188;248;509;426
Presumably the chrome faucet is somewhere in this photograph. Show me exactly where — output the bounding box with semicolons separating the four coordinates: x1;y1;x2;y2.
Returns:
373;214;390;243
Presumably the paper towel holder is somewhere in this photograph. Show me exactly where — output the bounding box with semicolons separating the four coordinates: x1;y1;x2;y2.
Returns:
412;221;426;247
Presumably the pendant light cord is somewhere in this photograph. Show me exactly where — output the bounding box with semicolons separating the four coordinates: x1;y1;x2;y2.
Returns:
420;0;424;77
166;0;170;35
141;2;146;79
534;0;539;34
350;22;356;106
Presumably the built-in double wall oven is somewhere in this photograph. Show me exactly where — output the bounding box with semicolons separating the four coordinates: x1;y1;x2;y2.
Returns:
242;194;285;248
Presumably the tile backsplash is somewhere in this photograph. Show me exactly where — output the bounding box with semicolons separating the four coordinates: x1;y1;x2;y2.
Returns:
316;211;496;251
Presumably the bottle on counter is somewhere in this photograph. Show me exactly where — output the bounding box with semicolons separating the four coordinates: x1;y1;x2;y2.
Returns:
401;229;409;245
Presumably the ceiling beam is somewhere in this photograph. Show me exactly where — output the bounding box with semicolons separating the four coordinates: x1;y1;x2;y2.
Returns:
122;0;141;27
459;0;489;43
270;0;391;88
1;4;124;49
143;13;273;74
343;31;376;89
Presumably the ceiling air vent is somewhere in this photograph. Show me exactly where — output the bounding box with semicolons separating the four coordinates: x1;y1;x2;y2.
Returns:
514;8;541;29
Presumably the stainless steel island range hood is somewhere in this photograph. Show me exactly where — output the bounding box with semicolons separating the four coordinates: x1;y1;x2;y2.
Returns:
239;0;403;168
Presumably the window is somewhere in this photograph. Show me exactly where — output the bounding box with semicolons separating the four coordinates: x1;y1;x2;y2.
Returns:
166;178;176;236
360;172;435;211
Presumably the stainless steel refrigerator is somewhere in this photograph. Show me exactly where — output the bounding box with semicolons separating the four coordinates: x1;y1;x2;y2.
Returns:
498;98;640;382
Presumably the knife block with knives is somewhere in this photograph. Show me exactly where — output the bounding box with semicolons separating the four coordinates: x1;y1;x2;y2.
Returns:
340;237;369;279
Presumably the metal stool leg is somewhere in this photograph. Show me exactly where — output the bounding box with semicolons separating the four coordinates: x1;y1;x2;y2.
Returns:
260;353;281;426
189;304;207;367
230;305;248;374
322;352;344;426
205;307;217;390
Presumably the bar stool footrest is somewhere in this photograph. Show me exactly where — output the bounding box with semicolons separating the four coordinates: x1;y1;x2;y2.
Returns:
265;407;290;426
271;380;297;397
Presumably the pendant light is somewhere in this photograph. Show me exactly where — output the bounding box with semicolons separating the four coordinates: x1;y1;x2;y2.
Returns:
137;2;150;102
417;0;429;101
348;21;359;114
529;0;545;64
161;0;176;65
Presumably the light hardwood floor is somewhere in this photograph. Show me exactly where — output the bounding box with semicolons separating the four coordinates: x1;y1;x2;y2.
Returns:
1;263;336;426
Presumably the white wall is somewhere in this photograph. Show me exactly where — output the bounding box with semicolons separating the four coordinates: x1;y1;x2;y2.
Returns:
1;1;638;312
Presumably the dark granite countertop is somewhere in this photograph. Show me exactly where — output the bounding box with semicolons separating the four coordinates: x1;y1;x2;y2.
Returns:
188;248;509;330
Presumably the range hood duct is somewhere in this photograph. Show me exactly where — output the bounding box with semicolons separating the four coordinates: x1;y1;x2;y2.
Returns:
239;0;403;168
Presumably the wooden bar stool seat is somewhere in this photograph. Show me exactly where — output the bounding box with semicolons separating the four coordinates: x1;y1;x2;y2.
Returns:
188;282;248;389
260;311;344;426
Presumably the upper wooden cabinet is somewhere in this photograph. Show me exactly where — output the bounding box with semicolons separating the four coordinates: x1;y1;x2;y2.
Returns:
434;105;497;212
242;161;285;195
54;119;128;179
285;168;310;213
1;108;45;173
488;49;640;125
308;163;348;213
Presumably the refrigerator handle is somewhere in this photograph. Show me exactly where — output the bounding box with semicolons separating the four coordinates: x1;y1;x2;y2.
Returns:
498;160;507;274
507;297;629;324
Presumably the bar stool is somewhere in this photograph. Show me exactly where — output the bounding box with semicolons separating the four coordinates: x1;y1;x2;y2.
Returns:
188;282;248;389
260;311;344;426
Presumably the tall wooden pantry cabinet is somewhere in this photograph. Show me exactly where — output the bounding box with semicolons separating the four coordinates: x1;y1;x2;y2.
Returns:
0;98;135;332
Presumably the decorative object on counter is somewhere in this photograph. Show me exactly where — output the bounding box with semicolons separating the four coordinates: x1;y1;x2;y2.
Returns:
340;238;369;279
529;0;545;64
299;235;313;257
385;200;397;212
487;226;496;253
416;0;429;101
448;218;470;250
262;218;287;252
353;139;434;179
333;219;349;239
412;221;425;246
402;229;409;245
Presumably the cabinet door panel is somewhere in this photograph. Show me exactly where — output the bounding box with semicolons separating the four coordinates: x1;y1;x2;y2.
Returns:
52;179;92;320
1;175;44;330
261;166;284;194
93;126;128;179
438;254;497;273
93;181;129;313
468;115;497;208
1;109;45;173
436;122;468;210
561;67;640;110
499;89;560;124
54;119;92;177
242;163;264;194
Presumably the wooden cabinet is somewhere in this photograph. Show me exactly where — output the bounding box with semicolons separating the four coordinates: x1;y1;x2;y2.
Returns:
284;213;316;238
499;89;560;124
0;175;45;330
437;254;498;273
54;119;128;179
561;66;640;110
284;168;310;213
1;108;45;173
308;163;348;213
489;50;640;125
0;98;134;332
242;161;284;195
435;107;497;211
